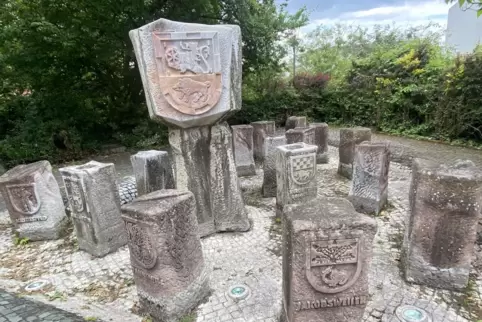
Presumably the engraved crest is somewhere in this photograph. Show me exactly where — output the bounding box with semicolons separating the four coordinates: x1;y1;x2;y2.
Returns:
290;154;316;185
125;221;157;269
6;183;41;215
152;31;222;115
64;177;86;213
305;131;315;145
306;239;362;294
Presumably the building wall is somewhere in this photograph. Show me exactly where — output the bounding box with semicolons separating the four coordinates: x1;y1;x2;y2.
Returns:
446;3;482;53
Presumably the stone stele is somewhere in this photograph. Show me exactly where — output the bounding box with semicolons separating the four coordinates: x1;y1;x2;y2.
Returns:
121;189;210;322
251;121;275;161
231;124;256;177
338;127;372;179
275;143;318;217
169;122;250;237
0;161;67;241
309;123;329;164
130;18;241;128
285;116;307;131
282;197;377;322
286;127;315;145
130;150;175;196
59;161;127;257
262;135;287;198
348;141;390;215
402;159;482;290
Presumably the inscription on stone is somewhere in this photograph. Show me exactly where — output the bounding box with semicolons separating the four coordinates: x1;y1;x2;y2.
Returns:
16;216;47;224
152;31;222;115
64;177;86;214
6;183;40;215
290;154;316;186
124;219;157;270
294;296;368;311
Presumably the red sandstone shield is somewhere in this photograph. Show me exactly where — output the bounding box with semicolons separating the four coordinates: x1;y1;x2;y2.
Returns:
290;154;316;185
6;183;41;215
306;238;362;294
152;31;222;115
124;221;157;269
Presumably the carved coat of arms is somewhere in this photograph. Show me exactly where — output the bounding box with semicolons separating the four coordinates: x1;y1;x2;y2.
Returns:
290;154;316;186
152;31;222;115
306;239;362;294
6;183;41;215
125;221;157;269
64;177;86;214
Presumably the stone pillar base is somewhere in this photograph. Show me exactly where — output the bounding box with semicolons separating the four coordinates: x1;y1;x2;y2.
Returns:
337;163;353;179
348;192;388;215
317;153;329;164
236;164;257;177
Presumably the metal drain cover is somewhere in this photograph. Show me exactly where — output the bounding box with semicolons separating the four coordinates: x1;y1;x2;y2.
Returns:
396;305;432;322
227;284;251;301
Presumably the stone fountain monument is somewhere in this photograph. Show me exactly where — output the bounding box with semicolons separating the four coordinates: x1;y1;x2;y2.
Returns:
130;19;250;237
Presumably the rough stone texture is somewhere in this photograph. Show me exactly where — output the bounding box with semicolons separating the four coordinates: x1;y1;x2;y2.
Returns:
338;127;372;179
275;143;318;217
251;121;275;161
169;123;250;237
121;189;210;322
282;197;377;322
348;141;391;215
0;160;67;241
309;123;329;164
231;125;256;177
402;159;482;291
118;176;138;205
285;116;307;131
59;161;127;257
286;127;315;145
129;19;242;128
262;136;287;198
130;150;175;196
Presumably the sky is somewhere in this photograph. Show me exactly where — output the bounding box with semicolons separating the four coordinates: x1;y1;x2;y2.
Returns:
278;0;454;34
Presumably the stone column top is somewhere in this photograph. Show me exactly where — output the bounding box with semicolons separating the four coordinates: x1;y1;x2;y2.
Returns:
231;124;252;129
122;189;193;220
251;121;275;125
0;160;52;182
340;127;371;131
309;122;328;127
284;197;377;232
60;161;114;175
277;142;317;155
132;150;168;158
413;158;482;180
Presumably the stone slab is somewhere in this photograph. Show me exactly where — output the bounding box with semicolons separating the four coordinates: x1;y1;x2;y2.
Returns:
285;116;307;131
130;150;175;196
309;123;329;164
231;125;256;177
338;127;372;179
251;121;275;161
262;136;287;197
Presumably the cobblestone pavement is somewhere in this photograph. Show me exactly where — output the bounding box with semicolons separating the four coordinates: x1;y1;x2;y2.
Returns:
0;290;84;321
0;142;482;321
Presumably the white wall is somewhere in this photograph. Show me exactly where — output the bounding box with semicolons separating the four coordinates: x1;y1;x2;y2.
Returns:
446;3;482;53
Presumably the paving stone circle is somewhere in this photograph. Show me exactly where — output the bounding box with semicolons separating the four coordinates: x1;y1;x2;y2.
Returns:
24;279;50;292
396;305;432;322
227;284;251;302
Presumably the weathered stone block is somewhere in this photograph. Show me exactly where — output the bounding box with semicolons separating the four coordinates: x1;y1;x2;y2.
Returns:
286;127;315;145
285;116;307;131
60;161;127;257
338;127;372;179
402;159;482;290
251;121;275;161
130;19;242;128
262;136;287;198
309;123;329;164
169;123;250;237
276;143;318;217
348;142;390;215
121;190;210;322
231;125;256;177
0;161;67;241
130;150;175;196
282;197;377;322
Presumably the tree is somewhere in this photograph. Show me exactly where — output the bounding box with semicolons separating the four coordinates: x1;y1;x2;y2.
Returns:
446;0;482;17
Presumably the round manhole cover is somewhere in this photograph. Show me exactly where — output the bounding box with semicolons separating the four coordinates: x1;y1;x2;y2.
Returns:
24;279;50;292
227;284;251;301
396;305;431;322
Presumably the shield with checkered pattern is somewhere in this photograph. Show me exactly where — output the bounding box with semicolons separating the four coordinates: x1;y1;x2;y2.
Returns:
290;154;316;185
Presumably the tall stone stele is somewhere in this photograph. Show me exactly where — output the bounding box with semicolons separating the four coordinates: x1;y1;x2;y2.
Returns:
130;150;175;196
59;161;127;257
402;159;482;290
231;125;256;177
0;161;67;241
121;190;210;322
251;121;275;161
348;142;390;215
286;127;315;145
309;123;329;164
285;116;307;131
262;135;287;198
338;127;372;179
130;18;250;237
282;197;377;322
276;143;318;217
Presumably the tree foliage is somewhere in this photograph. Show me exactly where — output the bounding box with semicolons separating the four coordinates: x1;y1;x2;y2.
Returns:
0;0;307;166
